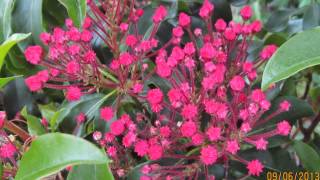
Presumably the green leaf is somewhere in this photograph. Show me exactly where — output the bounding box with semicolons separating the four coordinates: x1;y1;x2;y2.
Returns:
262;28;320;90
15;133;109;180
0;164;2;180
12;0;44;45
0;75;22;88
57;0;86;28
0;0;14;42
0;33;30;70
293;140;320;171
20;106;46;136
67;164;114;180
303;3;320;30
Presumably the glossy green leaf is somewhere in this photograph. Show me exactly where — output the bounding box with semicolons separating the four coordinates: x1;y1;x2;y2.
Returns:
12;0;44;45
57;0;86;28
262;28;320;90
0;164;2;180
303;3;320;30
0;0;14;42
0;76;22;88
0;33;30;70
67;164;114;180
21;107;46;136
293;141;320;171
15;133;109;180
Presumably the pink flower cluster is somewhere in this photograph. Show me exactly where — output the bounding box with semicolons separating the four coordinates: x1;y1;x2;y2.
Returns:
23;0;293;179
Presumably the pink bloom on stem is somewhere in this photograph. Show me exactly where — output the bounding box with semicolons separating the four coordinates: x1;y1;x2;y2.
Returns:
153;5;167;23
66;60;80;74
251;20;262;33
224;28;236;41
148;144;163;160
184;42;195;56
206;126;221;141
179;13;191;27
107;146;117;157
241;122;252;133
83;50;96;63
215;19;227;32
100;107;114;121
200;43;216;60
25;76;43;92
134;140;149;156
110;120;125;136
251;89;266;103
82;17;92;29
280;100;291;111
260;45;277;60
240;5;252;20
255;138;268;150
199;0;214;18
230;76;245;91
226;140;240;154
147;88;163;105
81;30;93;42
40;32;51;44
120;23;129;32
66;87;82;101
180;121;197;137
119;52;134;66
181;104;198;120
200;145;218;165
277;121;291;136
0;111;5;128
247;159;264;176
160;126;171;138
24;45;43;64
132;83;143;94
37;70;49;83
192;133;204;145
0;143;16;158
76;112;86;124
172;26;184;37
122;131;136;147
126;35;138;47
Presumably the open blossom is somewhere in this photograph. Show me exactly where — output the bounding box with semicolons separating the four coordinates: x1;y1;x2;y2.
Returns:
134;140;149;157
230;76;245;91
100;107;114;121
200;146;218;165
240;5;252;20
153;5;167;23
0;143;16;158
260;45;277;60
179;13;191;27
181;104;198;120
247;160;264;176
24;45;43;64
148;144;163;160
206;126;221;141
277;121;291;136
66;87;82;101
110;120;125;136
226;140;240;154
180;121;197;137
255;138;268;150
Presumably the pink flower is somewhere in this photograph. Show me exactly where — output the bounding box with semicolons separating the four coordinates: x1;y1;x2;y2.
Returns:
241;122;252;133
120;23;129;32
200;146;218;165
126;35;138;47
260;100;271;110
230;76;245;91
255;138;268;150
215;19;227;32
199;0;214;18
83;50;96;63
148;144;163;160
81;30;93;42
132;83;143;94
179;13;191;27
76;113;86;124
181;104;198;120
147;88;163;105
247;159;264;176
0;111;5;128
25;76;43;92
40;32;51;44
192;133;204;145
37;70;49;83
50;68;60;77
160;126;171;138
66;60;80;74
153;5;167;23
200;43;216;60
122;132;136;147
277;121;291;136
24;45;43;64
134;140;149;156
180;121;197;137
251;89;266;103
243;62;254;73
156;61;172;78
206;126;221;141
107;146;117;157
68;44;80;55
172;26;184;37
224;28;236;41
93;131;102;141
184;42;195;56
240;5;252;20
100;107;114;121
168;88;183;108
119;52;134;66
0;143;16;158
280;100;291;111
251;20;262;33
110;120;125;136
82;17;92;29
260;45;277;60
226;140;240;154
66;87;82;101
141;176;151;180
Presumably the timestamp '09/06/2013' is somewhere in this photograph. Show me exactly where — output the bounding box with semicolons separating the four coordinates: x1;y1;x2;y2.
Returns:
266;171;320;180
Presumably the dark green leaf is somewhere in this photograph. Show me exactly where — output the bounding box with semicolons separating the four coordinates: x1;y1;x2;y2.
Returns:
293;140;320;171
0;164;2;180
12;0;44;45
21;106;46;136
0;0;14;42
262;28;320;90
67;164;114;180
0;33;31;70
57;0;86;28
0;75;22;88
265;9;303;32
15;133;109;180
303;3;320;30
